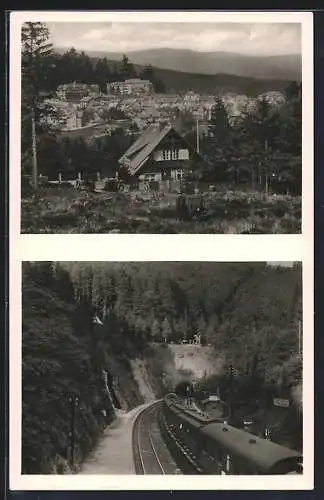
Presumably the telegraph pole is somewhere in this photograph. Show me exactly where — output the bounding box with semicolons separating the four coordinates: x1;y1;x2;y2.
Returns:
264;139;269;197
265;170;269;197
196;119;200;154
228;364;234;424
298;320;302;358
69;395;79;466
31;107;38;190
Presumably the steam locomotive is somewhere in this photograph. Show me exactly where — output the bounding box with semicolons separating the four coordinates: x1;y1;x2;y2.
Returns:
161;393;302;475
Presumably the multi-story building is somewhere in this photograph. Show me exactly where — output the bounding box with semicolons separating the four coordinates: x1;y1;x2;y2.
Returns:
184;91;201;106
65;111;83;130
259;91;286;110
107;79;154;97
88;84;100;94
78;96;92;109
42;108;66;128
40;105;82;130
56;82;91;102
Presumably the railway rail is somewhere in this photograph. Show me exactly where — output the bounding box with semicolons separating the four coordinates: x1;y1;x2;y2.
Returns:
162;393;303;475
132;394;302;475
132;400;181;475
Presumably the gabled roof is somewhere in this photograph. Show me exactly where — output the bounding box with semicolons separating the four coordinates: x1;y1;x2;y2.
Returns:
119;124;176;175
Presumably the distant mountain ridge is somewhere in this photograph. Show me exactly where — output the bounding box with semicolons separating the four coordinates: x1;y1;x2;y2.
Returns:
144;67;291;96
56;47;301;81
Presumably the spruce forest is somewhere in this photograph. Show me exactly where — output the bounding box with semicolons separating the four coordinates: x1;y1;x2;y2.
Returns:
22;261;302;473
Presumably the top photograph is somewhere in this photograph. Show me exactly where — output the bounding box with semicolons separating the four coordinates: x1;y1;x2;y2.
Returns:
18;14;308;234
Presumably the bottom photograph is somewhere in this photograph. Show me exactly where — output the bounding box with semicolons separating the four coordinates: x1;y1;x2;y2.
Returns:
21;261;303;476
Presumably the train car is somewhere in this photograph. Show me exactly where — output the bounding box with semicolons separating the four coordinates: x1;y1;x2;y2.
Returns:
200;422;302;475
163;393;226;470
201;397;229;421
162;394;302;475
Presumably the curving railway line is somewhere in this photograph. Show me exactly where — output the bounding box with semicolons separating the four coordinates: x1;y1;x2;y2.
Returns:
132;395;303;476
132;401;182;475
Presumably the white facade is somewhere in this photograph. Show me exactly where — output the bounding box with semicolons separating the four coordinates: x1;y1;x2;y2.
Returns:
65;115;80;129
184;91;200;105
138;169;185;182
178;149;190;160
107;79;153;96
56;82;90;101
138;172;162;182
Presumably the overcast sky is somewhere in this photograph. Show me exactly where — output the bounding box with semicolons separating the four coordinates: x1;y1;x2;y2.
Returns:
46;22;301;56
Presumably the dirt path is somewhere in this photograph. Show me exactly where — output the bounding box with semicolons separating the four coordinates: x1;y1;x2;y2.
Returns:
79;403;154;475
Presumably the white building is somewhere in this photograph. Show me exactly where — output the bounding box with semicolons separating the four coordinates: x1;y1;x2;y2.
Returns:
56;83;99;101
107;79;154;96
184;91;200;106
65;112;82;130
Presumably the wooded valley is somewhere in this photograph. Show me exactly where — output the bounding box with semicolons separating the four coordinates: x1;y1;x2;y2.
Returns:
22;261;302;472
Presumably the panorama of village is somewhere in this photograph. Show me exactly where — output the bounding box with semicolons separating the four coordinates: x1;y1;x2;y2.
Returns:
21;22;302;234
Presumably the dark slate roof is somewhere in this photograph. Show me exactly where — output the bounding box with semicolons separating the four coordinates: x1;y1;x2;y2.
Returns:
119;124;176;175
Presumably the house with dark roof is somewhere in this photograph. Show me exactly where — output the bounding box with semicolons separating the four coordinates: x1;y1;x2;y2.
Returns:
118;124;205;187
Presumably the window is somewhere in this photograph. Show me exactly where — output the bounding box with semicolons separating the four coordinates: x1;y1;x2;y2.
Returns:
162;150;171;160
144;174;156;182
171;149;179;160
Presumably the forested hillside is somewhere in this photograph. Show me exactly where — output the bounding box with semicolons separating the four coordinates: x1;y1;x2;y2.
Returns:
42;47;294;96
62;261;301;346
22;261;302;472
62;260;303;450
22;262;169;473
71;48;301;81
151;67;291;96
63;261;302;398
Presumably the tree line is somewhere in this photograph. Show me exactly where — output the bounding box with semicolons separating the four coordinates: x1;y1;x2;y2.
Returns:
34;128;134;182
24;38;166;96
184;82;301;195
63;261;302;362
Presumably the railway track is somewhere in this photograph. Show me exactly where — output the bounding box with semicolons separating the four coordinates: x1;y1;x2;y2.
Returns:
132;401;181;475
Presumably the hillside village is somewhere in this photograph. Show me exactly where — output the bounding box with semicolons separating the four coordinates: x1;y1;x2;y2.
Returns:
21;23;302;234
43;79;286;137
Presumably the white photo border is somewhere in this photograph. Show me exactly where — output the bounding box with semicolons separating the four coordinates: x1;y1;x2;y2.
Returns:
9;10;314;491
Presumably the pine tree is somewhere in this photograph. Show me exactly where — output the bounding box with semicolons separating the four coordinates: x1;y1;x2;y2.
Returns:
94;57;111;92
151;318;161;341
161;317;172;343
21;22;54;189
208;97;230;140
119;54;136;80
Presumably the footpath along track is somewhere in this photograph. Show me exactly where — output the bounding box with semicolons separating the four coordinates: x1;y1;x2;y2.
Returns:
132;400;181;475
